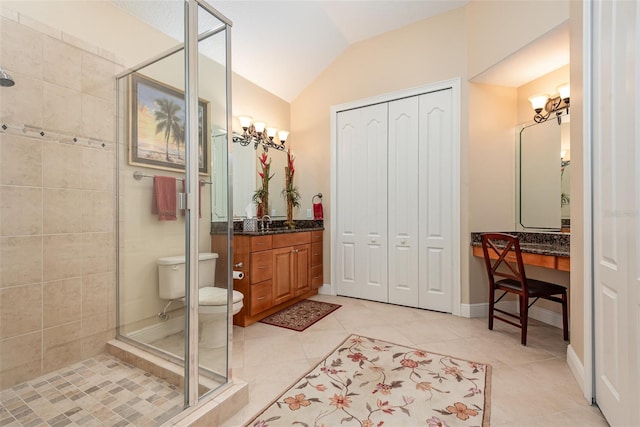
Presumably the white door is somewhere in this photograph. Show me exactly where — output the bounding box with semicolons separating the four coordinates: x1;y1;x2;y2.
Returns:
388;97;420;306
418;89;454;312
336;104;388;302
592;0;640;424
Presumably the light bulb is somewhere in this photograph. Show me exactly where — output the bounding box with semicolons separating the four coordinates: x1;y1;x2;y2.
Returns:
266;127;277;139
528;94;549;113
557;83;570;102
239;116;252;129
278;130;289;143
253;122;265;133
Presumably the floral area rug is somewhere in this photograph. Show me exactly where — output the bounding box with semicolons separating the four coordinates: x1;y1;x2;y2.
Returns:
247;335;491;427
259;300;341;332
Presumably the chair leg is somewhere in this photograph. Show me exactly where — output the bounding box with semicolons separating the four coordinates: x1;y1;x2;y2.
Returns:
488;289;495;331
520;295;528;346
562;291;569;341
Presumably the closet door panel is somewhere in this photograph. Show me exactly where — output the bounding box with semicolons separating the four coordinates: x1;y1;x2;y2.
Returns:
336;104;388;302
360;106;388;302
336;111;359;298
388;97;420;306
418;89;453;312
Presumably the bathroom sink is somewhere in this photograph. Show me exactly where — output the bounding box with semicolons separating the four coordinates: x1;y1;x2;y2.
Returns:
261;226;291;232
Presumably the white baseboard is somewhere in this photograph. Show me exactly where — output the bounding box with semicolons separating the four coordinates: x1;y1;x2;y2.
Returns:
459;301;563;329
566;344;590;402
527;305;564;329
460;303;489;318
128;315;184;344
318;283;333;295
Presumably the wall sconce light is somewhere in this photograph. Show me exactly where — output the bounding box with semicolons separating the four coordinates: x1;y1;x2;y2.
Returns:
528;83;570;124
232;116;289;152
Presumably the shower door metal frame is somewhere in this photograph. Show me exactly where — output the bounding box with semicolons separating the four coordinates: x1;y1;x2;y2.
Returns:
114;0;233;411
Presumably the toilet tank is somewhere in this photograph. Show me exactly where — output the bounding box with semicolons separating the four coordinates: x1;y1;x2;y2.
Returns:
157;252;219;300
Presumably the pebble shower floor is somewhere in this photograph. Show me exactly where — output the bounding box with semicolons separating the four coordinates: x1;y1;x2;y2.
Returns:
0;354;183;426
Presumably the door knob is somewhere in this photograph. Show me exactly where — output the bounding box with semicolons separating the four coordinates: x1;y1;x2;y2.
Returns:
400;240;406;245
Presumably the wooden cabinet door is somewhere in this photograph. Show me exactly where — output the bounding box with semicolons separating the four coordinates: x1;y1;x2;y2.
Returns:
273;247;294;305
293;244;311;296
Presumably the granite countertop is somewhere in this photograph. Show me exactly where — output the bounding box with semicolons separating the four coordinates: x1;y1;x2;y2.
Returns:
211;219;324;235
234;226;324;236
470;231;570;257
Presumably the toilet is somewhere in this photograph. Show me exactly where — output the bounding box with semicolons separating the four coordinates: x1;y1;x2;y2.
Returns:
157;252;244;349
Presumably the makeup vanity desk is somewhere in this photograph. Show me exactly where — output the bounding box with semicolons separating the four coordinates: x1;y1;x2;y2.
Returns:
470;231;570;272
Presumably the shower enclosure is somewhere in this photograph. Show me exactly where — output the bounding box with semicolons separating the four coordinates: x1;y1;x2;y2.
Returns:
115;0;234;410
0;0;238;424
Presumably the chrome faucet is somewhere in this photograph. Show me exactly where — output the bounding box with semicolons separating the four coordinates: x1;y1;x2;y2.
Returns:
260;214;272;231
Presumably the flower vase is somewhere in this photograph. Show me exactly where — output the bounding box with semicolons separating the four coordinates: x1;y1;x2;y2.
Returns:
286;200;294;228
261;191;268;218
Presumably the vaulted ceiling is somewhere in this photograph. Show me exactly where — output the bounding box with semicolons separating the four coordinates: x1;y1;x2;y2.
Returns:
114;1;569;102
115;1;470;102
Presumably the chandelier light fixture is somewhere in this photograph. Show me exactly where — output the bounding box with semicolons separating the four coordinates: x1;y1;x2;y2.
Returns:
233;116;289;152
528;83;570;124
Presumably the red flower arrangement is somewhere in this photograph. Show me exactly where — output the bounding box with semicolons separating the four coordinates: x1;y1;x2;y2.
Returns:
282;149;301;228
253;152;273;217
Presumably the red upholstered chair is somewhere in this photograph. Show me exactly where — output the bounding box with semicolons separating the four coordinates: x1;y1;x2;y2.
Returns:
480;233;568;346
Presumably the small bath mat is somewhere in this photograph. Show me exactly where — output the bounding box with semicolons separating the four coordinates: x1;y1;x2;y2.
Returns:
259;299;341;331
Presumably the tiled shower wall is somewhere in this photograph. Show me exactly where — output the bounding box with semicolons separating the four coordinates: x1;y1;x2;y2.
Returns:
0;9;120;389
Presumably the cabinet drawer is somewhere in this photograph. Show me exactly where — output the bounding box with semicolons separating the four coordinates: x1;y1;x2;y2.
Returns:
557;256;570;271
251;235;272;251
311;264;323;288
311;230;323;243
251;250;273;283
272;232;310;248
250;280;273;315
473;246;557;270
311;242;323;266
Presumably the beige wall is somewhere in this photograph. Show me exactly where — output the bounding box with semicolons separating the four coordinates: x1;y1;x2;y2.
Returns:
292;1;570;306
291;7;469;295
2;0;586;372
233;73;291;218
0;10;118;388
467;83;518;302
466;0;570;79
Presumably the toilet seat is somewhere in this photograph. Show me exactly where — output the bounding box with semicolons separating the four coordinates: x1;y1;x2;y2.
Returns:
198;286;243;306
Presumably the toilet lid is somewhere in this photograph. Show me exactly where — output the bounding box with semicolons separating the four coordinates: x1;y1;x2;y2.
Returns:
199;287;243;306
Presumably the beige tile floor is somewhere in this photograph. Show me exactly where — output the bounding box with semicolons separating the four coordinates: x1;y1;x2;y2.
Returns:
222;294;608;427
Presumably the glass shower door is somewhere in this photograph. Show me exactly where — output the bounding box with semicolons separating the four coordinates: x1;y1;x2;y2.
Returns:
115;0;232;412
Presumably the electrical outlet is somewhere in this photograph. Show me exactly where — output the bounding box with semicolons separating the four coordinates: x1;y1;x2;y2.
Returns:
306;208;312;218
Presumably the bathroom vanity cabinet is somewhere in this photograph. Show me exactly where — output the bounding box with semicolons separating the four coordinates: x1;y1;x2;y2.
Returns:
229;229;323;327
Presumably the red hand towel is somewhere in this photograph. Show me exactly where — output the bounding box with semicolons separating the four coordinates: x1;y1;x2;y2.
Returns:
313;202;324;220
180;179;202;218
151;176;177;221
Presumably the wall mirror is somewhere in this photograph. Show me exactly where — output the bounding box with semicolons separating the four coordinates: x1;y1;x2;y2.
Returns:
210;134;287;220
517;115;570;230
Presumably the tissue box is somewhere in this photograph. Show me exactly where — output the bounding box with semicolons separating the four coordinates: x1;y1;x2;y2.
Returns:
243;218;258;232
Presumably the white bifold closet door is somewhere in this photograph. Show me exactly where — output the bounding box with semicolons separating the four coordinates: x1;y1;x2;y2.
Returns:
388;97;420;306
336;103;389;302
592;0;640;424
417;90;453;313
336;89;453;312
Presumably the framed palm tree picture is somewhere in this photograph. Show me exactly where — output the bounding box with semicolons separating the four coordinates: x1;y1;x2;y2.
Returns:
129;73;208;174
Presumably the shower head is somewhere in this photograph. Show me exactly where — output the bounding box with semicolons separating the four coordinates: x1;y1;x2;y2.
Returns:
0;68;15;87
